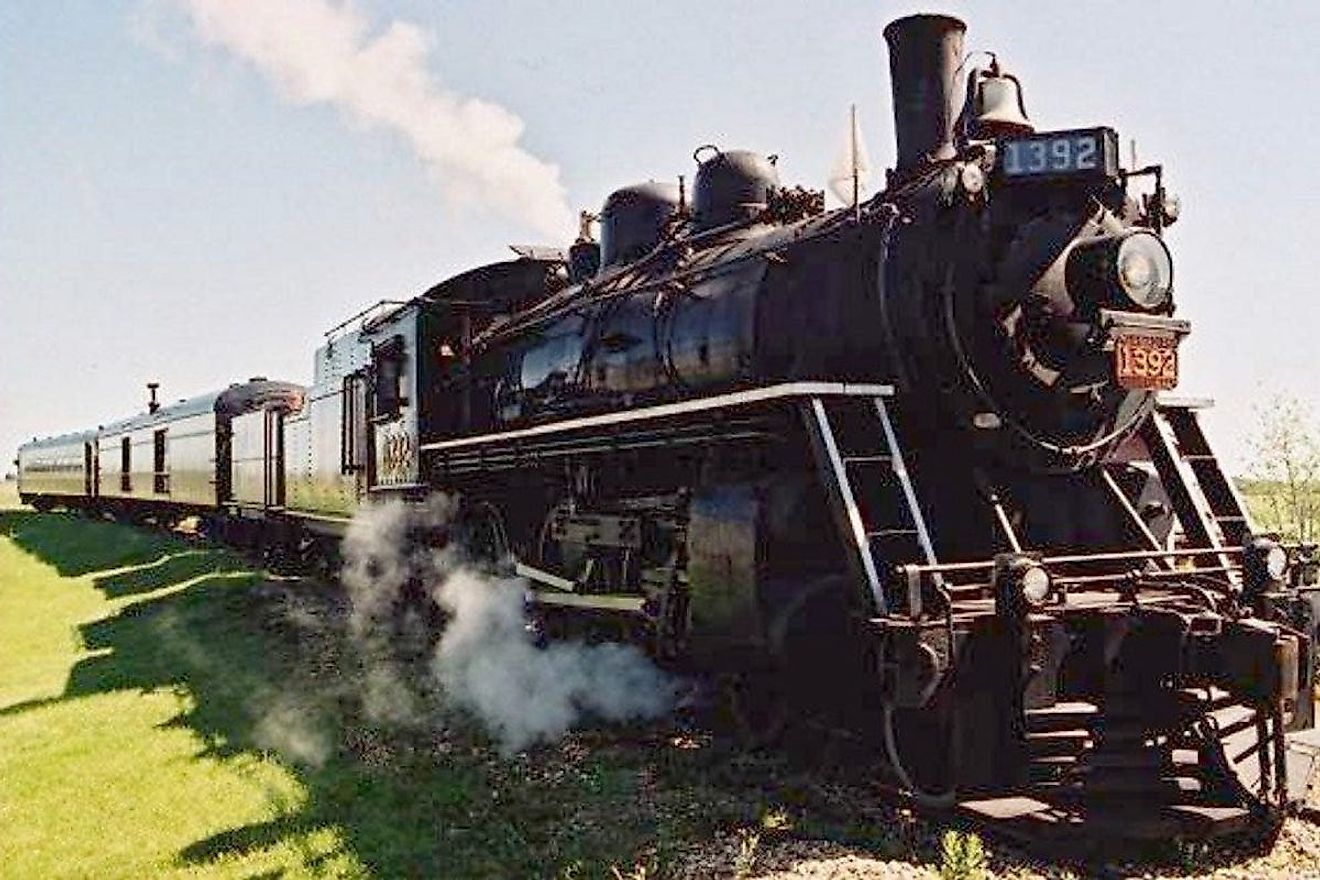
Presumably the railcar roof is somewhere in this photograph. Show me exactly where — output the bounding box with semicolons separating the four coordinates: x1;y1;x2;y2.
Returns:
20;380;306;450
18;429;98;453
97;391;225;435
419;253;568;311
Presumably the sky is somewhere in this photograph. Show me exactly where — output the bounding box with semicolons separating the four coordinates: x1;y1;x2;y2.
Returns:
1;0;1317;475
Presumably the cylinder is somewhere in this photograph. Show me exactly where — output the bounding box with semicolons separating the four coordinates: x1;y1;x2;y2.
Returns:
882;14;966;171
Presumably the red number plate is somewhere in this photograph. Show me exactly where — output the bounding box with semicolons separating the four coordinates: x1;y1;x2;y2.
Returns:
1115;334;1178;390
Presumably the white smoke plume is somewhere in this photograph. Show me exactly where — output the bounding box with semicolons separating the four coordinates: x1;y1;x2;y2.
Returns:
339;494;456;727
433;568;676;752
253;694;332;767
340;498;677;753
169;0;575;238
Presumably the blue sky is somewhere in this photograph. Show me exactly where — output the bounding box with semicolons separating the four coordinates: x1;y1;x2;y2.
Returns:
2;1;1317;473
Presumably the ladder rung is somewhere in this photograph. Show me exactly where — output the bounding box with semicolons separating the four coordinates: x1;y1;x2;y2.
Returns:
1216;515;1247;522
868;529;918;539
842;454;892;465
1216;712;1260;740
1184;454;1217;462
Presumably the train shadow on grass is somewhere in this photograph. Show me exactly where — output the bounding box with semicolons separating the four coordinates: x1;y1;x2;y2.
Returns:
0;508;855;877
1;509;181;577
0;508;1288;878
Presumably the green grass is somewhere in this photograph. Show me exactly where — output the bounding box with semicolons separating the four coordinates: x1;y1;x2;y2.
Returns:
0;485;825;879
0;494;362;877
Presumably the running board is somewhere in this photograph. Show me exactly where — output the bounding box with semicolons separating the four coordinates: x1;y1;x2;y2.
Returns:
421;381;895;476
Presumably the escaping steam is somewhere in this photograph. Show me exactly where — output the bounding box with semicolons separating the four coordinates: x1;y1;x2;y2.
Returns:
340;499;677;753
166;0;575;238
253;694;332;767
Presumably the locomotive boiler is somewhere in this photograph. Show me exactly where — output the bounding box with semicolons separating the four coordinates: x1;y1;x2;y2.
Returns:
17;13;1320;840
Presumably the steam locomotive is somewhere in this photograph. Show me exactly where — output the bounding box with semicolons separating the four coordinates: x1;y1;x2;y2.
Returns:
18;14;1320;837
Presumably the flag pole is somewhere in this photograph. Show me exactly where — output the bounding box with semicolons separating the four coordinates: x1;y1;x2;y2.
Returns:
850;103;860;219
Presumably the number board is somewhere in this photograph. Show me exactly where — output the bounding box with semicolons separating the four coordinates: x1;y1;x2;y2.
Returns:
1114;334;1178;391
999;127;1118;181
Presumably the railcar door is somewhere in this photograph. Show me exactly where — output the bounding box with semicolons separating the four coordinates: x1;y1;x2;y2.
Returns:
263;408;286;508
341;371;371;496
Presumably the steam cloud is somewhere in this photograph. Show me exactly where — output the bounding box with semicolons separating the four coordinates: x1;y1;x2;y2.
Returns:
253;694;332;767
167;0;575;238
340;498;676;753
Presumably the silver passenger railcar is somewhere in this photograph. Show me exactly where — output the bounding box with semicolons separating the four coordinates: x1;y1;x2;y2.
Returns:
16;430;96;508
17;379;303;517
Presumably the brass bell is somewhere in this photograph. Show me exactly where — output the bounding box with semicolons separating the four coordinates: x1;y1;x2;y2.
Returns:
973;69;1033;136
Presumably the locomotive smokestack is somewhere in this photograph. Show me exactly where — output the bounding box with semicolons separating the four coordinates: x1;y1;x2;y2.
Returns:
147;382;160;414
883;14;966;172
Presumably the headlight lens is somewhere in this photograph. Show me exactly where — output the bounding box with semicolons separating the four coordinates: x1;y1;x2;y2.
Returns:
960;163;986;195
1266;545;1289;581
1115;232;1173;310
995;553;1053;616
1244;536;1289;592
1021;564;1052;606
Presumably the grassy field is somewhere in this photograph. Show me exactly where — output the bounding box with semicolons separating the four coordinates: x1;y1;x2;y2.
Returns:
6;480;1319;879
0;483;365;877
0;483;916;879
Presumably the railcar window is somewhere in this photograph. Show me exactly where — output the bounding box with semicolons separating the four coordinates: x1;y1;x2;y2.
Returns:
120;437;131;492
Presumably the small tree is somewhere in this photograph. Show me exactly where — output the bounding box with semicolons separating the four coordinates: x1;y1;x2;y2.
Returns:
1246;393;1320;544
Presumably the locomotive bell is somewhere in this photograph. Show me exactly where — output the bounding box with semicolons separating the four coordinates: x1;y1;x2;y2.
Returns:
972;67;1033;136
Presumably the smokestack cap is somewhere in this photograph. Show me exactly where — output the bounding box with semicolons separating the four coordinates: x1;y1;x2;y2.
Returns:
881;13;966;42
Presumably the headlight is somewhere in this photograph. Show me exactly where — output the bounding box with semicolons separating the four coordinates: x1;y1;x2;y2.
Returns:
1021;564;1052;606
1244;535;1288;593
1266;545;1289;581
959;163;986;195
1115;232;1173;309
1066;230;1174;314
994;553;1054;615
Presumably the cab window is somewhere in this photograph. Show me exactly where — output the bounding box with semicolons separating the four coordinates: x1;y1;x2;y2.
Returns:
372;335;406;420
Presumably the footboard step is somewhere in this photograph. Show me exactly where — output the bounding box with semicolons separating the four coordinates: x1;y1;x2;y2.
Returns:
956;796;1253;842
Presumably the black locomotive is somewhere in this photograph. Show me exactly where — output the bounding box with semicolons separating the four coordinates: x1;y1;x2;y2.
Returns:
19;13;1320;838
